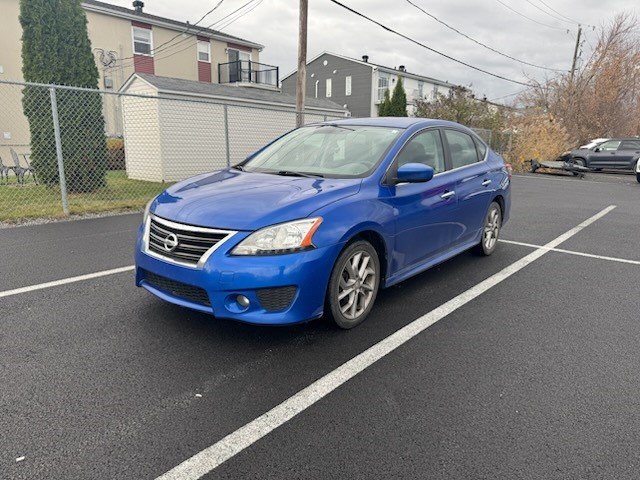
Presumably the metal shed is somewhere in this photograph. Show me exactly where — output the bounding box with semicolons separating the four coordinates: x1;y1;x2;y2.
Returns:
119;74;349;182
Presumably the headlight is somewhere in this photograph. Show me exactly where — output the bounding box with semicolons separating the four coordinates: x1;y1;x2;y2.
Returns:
143;198;154;224
232;217;323;255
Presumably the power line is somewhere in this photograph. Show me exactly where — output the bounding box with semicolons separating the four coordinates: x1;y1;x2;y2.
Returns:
111;0;261;73
115;0;225;65
536;0;593;27
147;0;264;66
405;0;564;72
328;0;532;86
493;0;569;31
521;0;573;25
489;88;529;101
153;0;226;53
138;0;260;63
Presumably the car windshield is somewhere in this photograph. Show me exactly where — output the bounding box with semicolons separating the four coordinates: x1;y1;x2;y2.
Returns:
240;125;403;178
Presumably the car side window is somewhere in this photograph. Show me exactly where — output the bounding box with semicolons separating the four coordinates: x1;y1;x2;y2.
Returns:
474;137;487;160
620;141;640;150
598;140;621;151
395;130;446;174
444;130;479;169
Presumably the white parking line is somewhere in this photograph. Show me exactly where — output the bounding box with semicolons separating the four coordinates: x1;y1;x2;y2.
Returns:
499;239;640;266
156;204;617;480
0;266;134;299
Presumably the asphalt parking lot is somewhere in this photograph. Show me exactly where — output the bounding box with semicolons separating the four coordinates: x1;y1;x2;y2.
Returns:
2;172;640;480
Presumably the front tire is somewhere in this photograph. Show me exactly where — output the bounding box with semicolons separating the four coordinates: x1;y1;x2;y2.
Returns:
327;240;380;329
636;173;640;183
475;202;502;256
572;158;586;168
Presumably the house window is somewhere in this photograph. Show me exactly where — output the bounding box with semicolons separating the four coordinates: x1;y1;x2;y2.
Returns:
132;27;153;55
377;75;389;101
326;78;332;98
315;80;319;98
345;76;352;96
197;40;211;63
417;81;424;98
433;85;440;98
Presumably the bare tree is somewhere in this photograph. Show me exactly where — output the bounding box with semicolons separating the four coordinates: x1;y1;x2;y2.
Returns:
519;13;640;144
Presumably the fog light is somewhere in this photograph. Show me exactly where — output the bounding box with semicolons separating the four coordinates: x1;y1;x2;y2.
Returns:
236;295;250;308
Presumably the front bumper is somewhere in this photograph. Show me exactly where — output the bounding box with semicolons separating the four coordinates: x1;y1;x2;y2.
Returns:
135;224;343;325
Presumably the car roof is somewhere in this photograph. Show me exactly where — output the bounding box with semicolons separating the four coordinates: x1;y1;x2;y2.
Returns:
319;117;466;129
596;137;640;142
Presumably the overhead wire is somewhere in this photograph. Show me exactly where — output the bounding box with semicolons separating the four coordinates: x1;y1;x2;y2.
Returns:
328;0;533;86
405;0;565;72
493;0;569;32
110;0;262;72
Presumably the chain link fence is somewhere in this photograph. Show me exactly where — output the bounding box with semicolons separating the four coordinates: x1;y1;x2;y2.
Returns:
471;127;514;155
0;79;343;223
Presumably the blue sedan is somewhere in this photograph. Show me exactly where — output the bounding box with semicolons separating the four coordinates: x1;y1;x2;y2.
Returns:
135;118;511;328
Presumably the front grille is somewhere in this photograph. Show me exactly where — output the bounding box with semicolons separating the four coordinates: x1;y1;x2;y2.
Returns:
147;216;233;267
143;270;211;306
257;286;297;312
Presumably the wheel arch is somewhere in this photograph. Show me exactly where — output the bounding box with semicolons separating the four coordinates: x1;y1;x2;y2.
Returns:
337;224;390;284
492;194;505;218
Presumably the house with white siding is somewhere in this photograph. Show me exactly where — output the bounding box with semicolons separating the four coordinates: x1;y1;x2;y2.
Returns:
281;52;457;118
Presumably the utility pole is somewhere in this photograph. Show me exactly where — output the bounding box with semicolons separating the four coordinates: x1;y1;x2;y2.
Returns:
295;0;308;128
569;25;582;83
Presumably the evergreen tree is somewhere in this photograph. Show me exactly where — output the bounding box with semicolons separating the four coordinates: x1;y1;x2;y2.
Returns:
390;76;408;117
378;89;391;116
20;0;107;192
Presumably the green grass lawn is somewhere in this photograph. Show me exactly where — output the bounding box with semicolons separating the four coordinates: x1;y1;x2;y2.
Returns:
0;170;169;222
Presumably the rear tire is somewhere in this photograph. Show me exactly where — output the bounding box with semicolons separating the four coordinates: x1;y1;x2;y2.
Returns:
474;202;502;256
327;240;380;329
636;173;640;183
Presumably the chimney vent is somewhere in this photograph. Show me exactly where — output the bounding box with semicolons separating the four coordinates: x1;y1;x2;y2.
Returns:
362;55;369;63
133;0;144;13
398;65;406;72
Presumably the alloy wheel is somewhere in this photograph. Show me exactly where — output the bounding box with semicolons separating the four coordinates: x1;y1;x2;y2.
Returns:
483;207;501;251
338;251;376;320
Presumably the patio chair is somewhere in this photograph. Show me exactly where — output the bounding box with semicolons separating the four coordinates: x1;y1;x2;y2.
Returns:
10;148;37;185
22;153;38;184
0;156;10;184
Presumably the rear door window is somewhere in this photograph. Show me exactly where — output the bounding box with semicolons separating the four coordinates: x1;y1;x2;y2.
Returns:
620;140;640;150
444;130;479;169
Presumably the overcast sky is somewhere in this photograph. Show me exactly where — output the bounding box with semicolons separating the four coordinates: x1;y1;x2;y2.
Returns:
111;0;638;101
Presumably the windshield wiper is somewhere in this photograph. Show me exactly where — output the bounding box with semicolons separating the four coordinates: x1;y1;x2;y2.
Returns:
323;124;355;131
232;164;245;171
275;170;324;178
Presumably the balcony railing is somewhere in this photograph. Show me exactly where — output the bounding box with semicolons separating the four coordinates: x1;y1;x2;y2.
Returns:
218;61;279;87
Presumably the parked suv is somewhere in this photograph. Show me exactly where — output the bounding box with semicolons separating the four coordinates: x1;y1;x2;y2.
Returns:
567;138;640;171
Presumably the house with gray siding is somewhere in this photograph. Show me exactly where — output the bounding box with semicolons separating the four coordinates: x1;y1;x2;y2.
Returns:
281;52;456;118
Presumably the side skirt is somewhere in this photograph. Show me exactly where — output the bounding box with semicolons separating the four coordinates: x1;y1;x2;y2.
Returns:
383;238;481;288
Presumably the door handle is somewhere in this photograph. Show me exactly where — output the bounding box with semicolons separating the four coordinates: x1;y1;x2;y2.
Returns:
482;179;492;186
441;191;455;200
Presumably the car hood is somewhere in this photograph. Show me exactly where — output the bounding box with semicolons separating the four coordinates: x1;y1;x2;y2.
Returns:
571;148;593;155
151;169;362;230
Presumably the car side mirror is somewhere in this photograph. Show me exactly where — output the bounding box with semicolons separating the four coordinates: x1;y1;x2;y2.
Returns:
594;147;601;152
395;163;434;184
